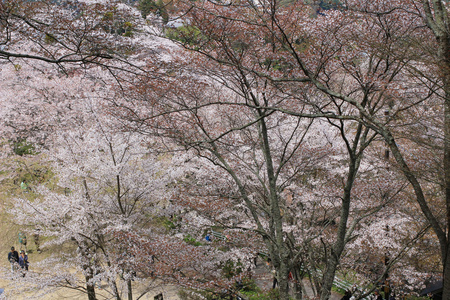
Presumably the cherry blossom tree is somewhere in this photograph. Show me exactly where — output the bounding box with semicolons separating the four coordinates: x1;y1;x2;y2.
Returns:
0;0;142;67
7;96;174;299
1;60;259;299
109;45;431;298
123;0;448;298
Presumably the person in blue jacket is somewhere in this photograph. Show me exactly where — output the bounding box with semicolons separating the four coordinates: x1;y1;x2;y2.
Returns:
18;250;29;276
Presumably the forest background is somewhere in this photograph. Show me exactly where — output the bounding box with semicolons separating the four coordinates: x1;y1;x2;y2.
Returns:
0;0;449;300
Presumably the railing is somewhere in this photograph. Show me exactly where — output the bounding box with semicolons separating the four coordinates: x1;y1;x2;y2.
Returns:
211;230;227;240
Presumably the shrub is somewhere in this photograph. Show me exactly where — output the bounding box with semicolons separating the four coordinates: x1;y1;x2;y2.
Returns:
183;234;202;246
220;259;243;279
13;140;36;156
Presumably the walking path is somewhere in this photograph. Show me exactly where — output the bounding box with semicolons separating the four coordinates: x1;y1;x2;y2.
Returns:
0;262;344;299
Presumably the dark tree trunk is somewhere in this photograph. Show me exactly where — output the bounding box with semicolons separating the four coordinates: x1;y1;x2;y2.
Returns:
441;34;450;300
291;267;303;300
127;279;133;300
85;272;96;300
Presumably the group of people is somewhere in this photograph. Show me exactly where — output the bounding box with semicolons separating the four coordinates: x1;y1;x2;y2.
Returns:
7;246;29;276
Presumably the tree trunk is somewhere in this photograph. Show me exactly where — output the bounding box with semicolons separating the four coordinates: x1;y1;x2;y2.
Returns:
443;244;450;300
257;112;292;299
277;261;290;300
85;273;96;300
111;280;122;300
440;33;450;300
421;1;450;297
320;122;365;300
127;279;133;300
291;267;303;300
320;177;354;300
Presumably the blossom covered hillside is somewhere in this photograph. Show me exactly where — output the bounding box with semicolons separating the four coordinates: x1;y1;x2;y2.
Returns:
0;0;449;299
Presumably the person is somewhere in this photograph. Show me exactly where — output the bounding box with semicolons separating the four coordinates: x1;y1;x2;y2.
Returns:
18;250;29;276
253;252;259;266
266;258;278;289
8;247;19;272
20;180;29;192
18;232;27;252
33;229;41;253
271;269;278;289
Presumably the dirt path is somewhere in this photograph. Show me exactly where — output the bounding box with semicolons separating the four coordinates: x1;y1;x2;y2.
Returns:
0;273;180;300
0;262;343;300
0;245;341;299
